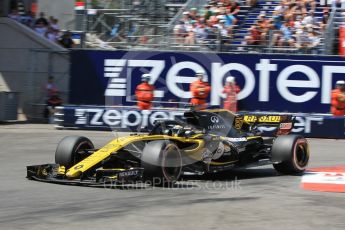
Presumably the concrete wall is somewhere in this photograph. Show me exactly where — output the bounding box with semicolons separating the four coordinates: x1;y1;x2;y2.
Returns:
37;0;75;30
0;0;10;17
0;17;69;120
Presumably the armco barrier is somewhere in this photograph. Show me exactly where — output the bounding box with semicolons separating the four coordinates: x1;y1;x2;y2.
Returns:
55;105;345;139
69;50;345;113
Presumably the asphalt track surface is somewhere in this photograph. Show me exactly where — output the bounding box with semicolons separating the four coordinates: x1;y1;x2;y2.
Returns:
0;124;344;230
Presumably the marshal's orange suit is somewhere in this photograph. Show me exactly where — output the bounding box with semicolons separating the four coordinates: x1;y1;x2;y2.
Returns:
135;82;155;110
331;88;345;116
190;79;210;110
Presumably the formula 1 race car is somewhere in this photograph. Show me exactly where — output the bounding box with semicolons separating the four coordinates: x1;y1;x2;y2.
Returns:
27;109;310;187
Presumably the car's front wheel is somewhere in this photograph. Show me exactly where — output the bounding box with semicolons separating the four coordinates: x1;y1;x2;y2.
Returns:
55;136;94;169
141;140;182;186
271;135;310;174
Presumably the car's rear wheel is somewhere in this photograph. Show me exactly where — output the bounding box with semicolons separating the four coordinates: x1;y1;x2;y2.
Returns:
55;136;94;169
271;135;309;174
141;140;182;186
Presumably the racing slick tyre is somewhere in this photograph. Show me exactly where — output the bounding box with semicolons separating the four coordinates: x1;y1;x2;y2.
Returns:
141;140;183;187
271;135;309;174
55;136;94;169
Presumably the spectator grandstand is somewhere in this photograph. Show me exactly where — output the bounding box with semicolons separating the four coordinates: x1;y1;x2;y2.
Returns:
4;0;345;55
7;8;69;47
169;0;327;53
69;0;341;55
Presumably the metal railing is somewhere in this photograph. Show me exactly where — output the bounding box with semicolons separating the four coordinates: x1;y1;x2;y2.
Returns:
323;7;337;55
77;1;337;55
166;0;208;46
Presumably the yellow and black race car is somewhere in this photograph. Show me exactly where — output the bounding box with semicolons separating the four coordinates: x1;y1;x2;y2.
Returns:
27;109;310;187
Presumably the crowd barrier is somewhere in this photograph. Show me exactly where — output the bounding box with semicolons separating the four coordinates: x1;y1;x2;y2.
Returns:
55;105;345;139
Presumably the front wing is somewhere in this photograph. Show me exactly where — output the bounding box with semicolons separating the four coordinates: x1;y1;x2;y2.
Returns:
27;164;144;186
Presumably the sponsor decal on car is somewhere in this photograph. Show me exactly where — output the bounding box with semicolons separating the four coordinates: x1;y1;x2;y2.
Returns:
279;122;293;130
244;115;281;123
117;169;140;179
225;137;247;142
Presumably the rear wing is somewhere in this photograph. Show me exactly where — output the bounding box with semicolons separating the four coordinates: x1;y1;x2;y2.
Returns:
234;114;295;136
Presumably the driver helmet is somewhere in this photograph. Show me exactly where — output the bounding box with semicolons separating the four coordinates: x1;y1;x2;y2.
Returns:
141;74;151;82
226;76;235;83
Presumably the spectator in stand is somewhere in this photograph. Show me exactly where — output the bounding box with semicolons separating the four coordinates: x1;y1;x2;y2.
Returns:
225;8;238;27
185;22;196;46
203;4;213;20
305;0;316;12
245;25;262;45
209;8;221;24
50;18;60;31
8;9;20;21
245;13;271;46
59;31;75;49
265;0;322;53
276;21;295;47
274;1;287;16
20;11;35;27
195;24;207;44
34;21;48;37
208;1;219;13
189;8;198;20
174;0;241;48
302;11;317;26
207;25;219;50
35;12;49;27
292;1;305;15
48;16;54;25
256;14;270;45
174;21;187;44
7;10;70;48
320;7;330;31
293;14;303;30
216;19;232;46
307;30;321;53
228;1;241;18
182;11;191;25
246;0;257;7
45;26;59;43
294;27;309;51
272;12;284;30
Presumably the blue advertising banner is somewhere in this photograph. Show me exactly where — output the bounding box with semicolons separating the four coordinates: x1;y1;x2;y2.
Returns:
70;50;345;113
55;106;345;139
